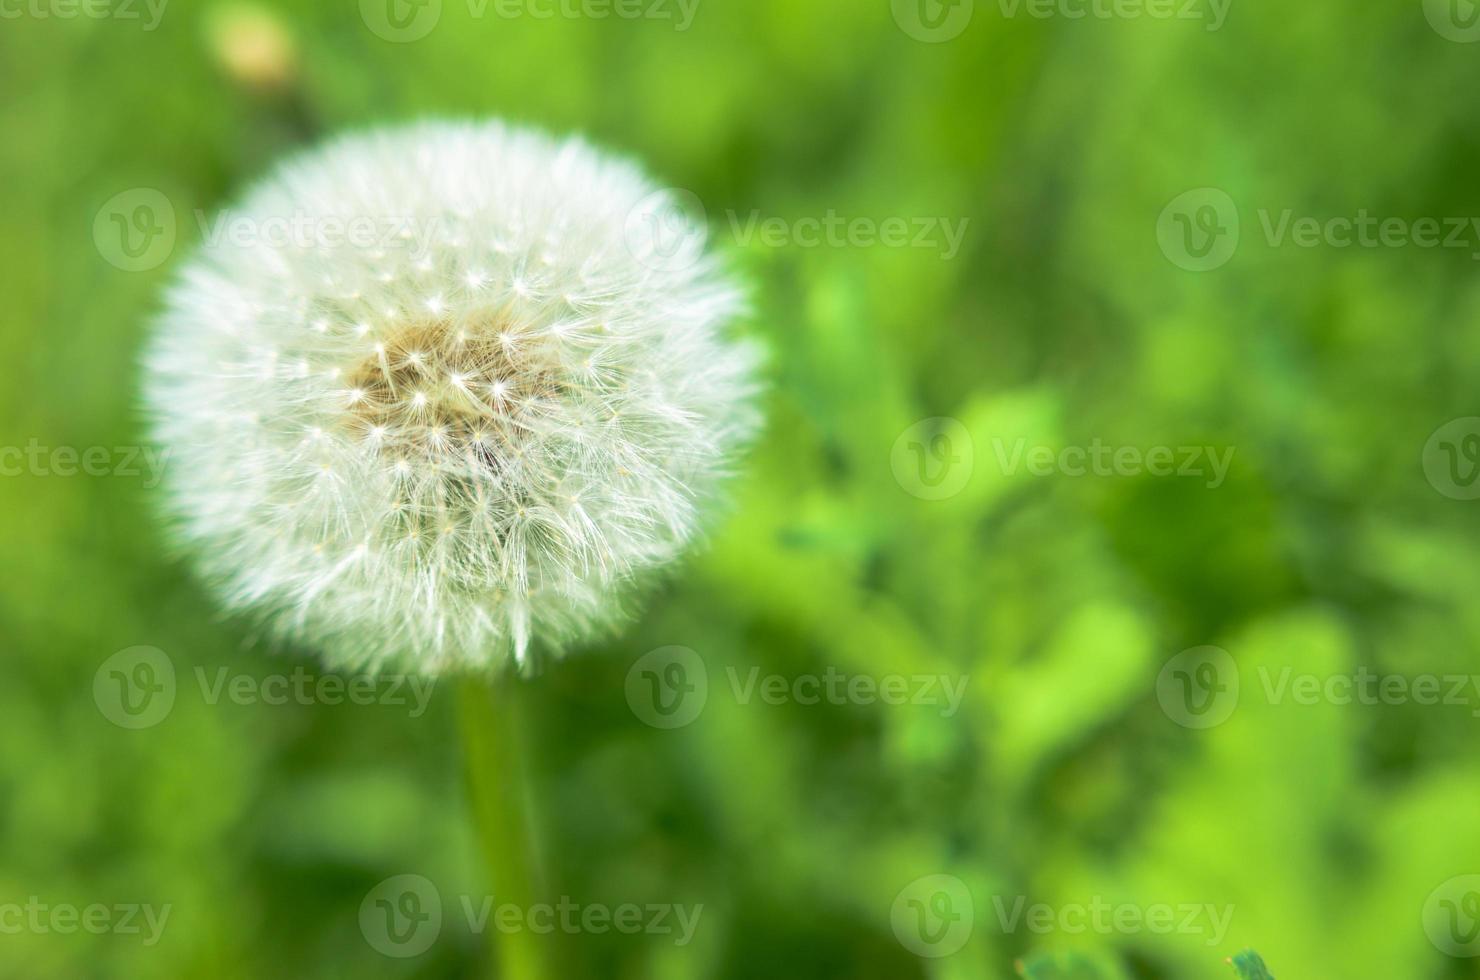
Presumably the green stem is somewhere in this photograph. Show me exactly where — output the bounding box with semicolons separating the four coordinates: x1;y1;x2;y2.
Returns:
459;676;555;980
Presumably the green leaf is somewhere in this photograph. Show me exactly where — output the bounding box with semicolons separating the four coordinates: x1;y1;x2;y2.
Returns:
1228;950;1275;979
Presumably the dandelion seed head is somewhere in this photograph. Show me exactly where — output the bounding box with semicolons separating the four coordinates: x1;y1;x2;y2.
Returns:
143;120;760;675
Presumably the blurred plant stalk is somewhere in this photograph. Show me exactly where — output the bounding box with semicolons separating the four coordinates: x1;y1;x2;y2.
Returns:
459;678;558;980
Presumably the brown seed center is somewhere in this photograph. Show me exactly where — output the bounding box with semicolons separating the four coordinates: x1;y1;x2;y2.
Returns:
342;316;560;466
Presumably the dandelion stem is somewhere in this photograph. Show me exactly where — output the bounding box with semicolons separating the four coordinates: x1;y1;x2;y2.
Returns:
459;676;555;980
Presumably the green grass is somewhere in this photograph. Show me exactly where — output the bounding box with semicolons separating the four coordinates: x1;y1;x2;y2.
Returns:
2;0;1479;977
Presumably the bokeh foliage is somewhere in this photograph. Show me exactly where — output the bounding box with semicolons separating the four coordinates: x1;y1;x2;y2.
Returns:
1;0;1479;977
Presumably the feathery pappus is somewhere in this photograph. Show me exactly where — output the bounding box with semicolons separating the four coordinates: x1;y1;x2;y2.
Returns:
143;120;761;675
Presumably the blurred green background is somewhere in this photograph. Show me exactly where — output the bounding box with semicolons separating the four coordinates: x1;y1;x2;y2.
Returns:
4;0;1480;976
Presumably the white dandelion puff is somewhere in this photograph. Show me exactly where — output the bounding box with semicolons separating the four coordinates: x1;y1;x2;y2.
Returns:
143;120;761;676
